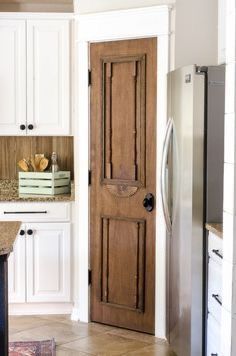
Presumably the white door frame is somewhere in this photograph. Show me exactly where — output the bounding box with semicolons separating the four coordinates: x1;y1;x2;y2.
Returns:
73;5;171;339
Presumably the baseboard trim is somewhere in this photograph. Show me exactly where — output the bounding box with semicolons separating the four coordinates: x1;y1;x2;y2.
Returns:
71;307;80;321
9;303;73;316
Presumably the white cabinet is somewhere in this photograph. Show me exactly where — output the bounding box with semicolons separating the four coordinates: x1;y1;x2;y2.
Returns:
6;204;71;305
207;313;221;356
0;20;26;135
27;20;70;135
0;18;70;136
207;231;223;356
26;223;71;302
8;226;26;303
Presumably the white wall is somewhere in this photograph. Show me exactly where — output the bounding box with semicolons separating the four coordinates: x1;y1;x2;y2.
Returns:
175;0;218;68
221;1;236;355
76;0;218;68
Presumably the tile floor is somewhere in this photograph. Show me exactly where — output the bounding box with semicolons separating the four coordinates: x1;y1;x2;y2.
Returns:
9;315;175;355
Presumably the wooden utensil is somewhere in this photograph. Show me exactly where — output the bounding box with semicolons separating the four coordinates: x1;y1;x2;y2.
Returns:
35;154;45;169
39;157;49;172
18;159;29;172
30;156;37;172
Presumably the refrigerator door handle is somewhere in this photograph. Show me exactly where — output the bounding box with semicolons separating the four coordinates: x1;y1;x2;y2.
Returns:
161;118;173;234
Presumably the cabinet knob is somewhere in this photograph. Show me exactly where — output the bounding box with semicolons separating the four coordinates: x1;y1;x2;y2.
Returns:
19;230;25;236
20;124;26;131
28;124;34;130
27;229;33;236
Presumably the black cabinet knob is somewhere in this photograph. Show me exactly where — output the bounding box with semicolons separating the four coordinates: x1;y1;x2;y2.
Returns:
19;230;25;236
28;124;34;130
20;124;26;131
27;229;33;236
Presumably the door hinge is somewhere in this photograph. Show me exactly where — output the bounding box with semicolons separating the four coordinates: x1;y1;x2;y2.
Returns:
88;70;92;86
88;269;92;285
88;170;92;186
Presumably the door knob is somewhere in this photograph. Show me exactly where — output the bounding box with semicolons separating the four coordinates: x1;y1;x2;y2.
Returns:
19;230;25;236
27;229;33;236
143;193;155;212
28;124;34;130
20;124;26;131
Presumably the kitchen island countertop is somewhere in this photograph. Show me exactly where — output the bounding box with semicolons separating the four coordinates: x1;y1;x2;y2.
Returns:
205;223;223;239
0;221;21;255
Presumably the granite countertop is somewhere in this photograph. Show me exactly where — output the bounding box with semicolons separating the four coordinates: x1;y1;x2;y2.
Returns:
0;221;21;255
205;223;223;239
0;180;74;202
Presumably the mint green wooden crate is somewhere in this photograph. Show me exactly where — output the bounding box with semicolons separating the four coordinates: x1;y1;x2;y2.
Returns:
19;171;71;195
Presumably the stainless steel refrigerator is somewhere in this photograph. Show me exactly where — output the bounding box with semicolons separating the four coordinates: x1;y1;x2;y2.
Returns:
161;65;225;356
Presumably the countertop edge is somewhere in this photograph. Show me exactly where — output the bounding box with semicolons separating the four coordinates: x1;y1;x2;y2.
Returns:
205;223;223;239
0;221;21;256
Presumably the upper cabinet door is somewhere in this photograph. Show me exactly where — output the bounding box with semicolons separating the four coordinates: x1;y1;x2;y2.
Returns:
0;20;26;135
27;20;70;135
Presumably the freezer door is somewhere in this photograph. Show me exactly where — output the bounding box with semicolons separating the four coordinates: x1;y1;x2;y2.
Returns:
166;65;205;356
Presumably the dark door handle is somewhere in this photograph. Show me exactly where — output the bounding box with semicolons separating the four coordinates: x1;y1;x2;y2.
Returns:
212;294;222;306
20;124;26;131
212;249;223;259
143;193;155;212
27;229;33;236
28;124;34;130
19;230;25;236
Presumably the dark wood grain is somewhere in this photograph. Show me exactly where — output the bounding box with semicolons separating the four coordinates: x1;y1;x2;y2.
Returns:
0;136;74;180
90;38;157;334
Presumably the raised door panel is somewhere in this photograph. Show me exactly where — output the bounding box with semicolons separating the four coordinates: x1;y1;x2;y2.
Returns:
26;223;71;302
27;20;70;135
0;20;26;135
101;217;145;312
102;56;146;188
8;226;26;303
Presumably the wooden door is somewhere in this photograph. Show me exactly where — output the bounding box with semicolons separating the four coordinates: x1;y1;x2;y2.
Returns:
27;20;70;135
26;223;71;303
0;20;26;135
90;38;157;334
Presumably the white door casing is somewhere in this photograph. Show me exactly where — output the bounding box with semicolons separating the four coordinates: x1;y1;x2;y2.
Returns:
74;5;170;338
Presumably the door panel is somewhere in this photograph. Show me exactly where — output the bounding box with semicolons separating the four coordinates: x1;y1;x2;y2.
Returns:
26;223;71;303
90;38;157;334
8;226;26;303
102;55;146;185
101;217;145;312
27;20;70;135
0;20;26;135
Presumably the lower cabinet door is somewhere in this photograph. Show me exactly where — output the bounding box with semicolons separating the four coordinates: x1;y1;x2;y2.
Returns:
207;313;221;356
26;222;71;302
8;226;26;303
